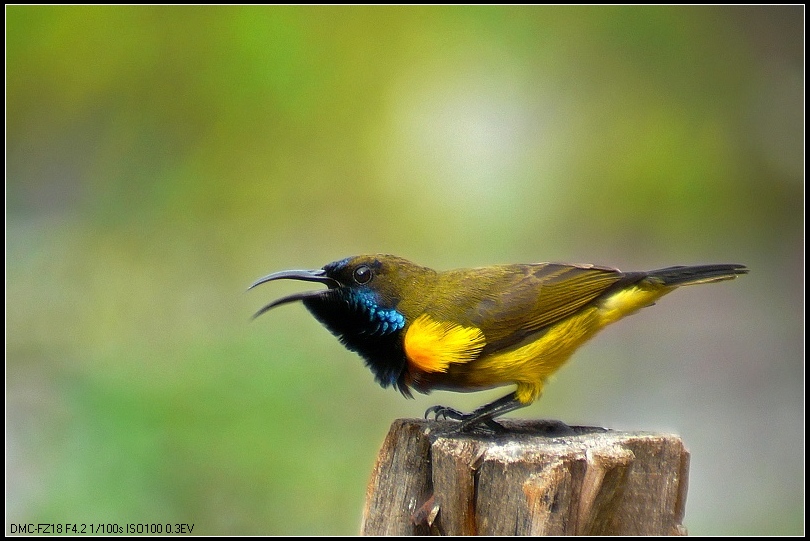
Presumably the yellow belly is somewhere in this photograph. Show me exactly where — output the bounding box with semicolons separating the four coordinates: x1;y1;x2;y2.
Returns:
446;284;671;404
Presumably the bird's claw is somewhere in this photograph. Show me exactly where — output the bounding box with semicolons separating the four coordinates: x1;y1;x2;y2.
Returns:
424;405;506;434
424;405;466;421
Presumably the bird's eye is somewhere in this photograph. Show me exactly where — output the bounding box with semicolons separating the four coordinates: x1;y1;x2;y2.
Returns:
353;265;373;284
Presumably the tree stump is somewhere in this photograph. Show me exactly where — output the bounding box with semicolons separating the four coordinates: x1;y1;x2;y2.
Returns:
361;419;689;536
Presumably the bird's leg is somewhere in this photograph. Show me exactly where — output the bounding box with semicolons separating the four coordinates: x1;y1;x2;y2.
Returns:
425;391;526;432
457;392;525;432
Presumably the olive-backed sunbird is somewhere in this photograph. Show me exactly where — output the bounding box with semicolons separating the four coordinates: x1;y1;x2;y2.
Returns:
250;255;747;431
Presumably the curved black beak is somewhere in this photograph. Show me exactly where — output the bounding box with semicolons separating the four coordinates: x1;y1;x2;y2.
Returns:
249;268;340;319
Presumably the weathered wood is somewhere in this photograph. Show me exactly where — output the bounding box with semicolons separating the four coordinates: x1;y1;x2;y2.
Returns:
361;419;434;535
361;419;689;536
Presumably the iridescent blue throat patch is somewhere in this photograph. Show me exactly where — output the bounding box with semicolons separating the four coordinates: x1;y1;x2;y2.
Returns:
347;290;405;336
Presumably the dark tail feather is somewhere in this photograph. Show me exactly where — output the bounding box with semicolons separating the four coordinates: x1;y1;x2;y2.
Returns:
646;264;749;287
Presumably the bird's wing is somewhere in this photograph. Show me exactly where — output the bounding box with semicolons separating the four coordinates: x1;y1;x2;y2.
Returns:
438;263;637;354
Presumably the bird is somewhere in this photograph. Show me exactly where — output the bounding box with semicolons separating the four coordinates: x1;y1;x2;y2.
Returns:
250;254;747;431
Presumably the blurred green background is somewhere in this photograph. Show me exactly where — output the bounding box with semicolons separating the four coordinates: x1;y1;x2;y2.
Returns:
6;6;803;535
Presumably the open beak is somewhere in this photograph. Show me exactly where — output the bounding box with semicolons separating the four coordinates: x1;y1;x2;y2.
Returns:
249;269;340;319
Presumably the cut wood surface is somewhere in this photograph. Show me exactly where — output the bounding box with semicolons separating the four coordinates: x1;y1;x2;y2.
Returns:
361;419;689;536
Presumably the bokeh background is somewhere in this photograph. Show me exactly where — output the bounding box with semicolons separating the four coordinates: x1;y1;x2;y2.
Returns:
6;6;803;535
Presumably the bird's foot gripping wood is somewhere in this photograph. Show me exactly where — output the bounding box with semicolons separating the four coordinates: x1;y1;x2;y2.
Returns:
424;392;526;433
424;405;505;433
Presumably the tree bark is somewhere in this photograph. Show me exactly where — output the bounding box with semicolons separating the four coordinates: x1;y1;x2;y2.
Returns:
361;419;689;536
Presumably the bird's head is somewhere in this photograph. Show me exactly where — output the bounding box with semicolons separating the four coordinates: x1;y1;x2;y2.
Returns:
250;254;436;389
